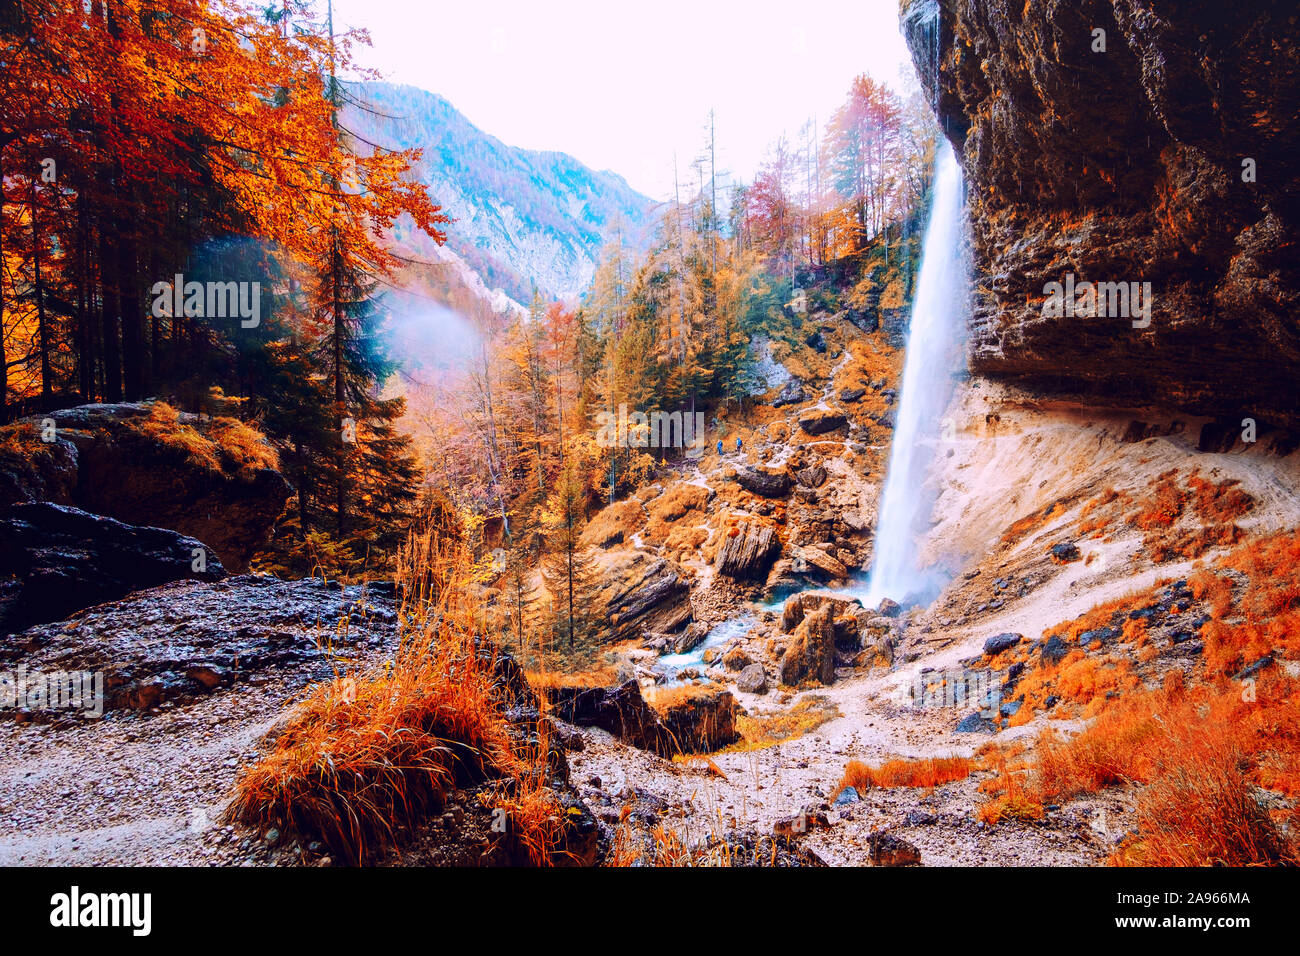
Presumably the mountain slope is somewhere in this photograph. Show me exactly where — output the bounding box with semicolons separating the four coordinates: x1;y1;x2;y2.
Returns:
344;82;656;303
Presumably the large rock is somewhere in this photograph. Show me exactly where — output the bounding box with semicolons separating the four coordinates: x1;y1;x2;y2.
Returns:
716;523;781;581
0;503;227;635
735;663;768;694
734;467;792;498
780;604;837;686
2;404;291;571
781;590;865;633
546;680;665;750
771;379;807;407
654;685;740;753
546;679;739;755
906;0;1300;430
792;545;849;582
0;574;399;712
797;408;849;435
599;553;693;643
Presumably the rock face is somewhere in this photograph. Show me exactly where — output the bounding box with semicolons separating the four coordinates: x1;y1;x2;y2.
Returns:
716;523;781;581
0;574;399;712
0;503;227;635
2;404;291;571
905;0;1300;429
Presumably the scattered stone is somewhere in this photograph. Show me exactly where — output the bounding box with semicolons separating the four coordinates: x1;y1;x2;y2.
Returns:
955;713;998;734
1050;542;1082;563
983;632;1022;657
866;831;921;866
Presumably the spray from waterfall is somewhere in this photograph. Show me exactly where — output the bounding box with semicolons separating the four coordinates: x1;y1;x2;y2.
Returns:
860;139;970;607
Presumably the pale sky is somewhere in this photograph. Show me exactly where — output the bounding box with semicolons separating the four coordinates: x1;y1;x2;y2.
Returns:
328;0;916;201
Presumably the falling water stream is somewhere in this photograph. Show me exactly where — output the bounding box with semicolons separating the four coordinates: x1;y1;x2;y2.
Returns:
858;139;970;607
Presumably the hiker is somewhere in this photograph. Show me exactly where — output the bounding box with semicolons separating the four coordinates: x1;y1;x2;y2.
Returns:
716;440;723;455
736;437;743;452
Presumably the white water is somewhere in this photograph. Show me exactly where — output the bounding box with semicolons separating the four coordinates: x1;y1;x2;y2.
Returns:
859;140;970;607
659;614;757;673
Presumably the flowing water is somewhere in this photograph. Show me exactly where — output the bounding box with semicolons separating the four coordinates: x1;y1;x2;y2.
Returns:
658;614;758;673
858;139;970;607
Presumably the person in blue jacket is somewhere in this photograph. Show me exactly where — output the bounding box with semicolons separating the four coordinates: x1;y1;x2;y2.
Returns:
736;437;743;452
716;440;723;455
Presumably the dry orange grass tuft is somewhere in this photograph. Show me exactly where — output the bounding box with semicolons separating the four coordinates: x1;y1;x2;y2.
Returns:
228;527;562;865
1001;499;1066;545
976;747;1043;825
1126;468;1254;562
139;401;278;477
834;756;974;796
1033;671;1300;865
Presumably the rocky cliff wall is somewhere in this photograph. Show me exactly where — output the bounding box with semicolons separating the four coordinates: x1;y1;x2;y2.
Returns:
903;0;1300;431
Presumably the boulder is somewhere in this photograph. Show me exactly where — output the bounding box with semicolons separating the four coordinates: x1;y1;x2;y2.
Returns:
1040;635;1070;665
855;614;900;669
955;713;998;734
716;523;781;581
795;465;827;488
546;680;665;751
734;467;792;498
983;632;1023;657
838;388;867;403
0;424;78;507
671;621;710;655
771;379;806;408
600;553;693;643
654;685;740;753
780;604;837;686
547;680;739;755
773;808;832;837
721;646;752;671
735;663;768;694
793;545;849;582
781;590;865;633
876;598;902;618
0;502;227;635
1050;542;1082;564
866;831;922;866
797;408;848;435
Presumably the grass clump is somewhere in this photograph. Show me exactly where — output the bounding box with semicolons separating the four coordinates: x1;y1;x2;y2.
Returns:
227;525;564;865
834;755;974;797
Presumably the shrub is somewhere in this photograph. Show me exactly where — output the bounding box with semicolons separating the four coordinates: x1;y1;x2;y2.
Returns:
227;527;561;864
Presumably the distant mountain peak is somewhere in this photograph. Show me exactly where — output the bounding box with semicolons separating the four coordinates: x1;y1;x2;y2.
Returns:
343;82;656;303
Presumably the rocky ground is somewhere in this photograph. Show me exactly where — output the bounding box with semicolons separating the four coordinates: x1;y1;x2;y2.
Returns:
4;369;1298;867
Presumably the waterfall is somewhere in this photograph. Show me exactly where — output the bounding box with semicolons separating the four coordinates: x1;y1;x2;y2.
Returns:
860;139;969;607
